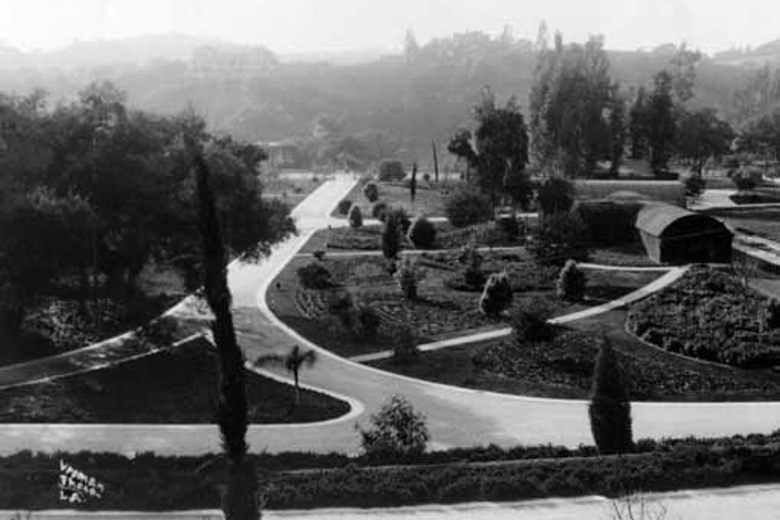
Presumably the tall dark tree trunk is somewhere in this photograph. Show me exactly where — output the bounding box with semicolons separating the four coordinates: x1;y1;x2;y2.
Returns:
431;140;439;183
293;369;301;407
190;141;258;520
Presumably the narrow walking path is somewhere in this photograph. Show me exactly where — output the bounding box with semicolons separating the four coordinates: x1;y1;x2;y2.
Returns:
4;177;780;458
349;266;687;363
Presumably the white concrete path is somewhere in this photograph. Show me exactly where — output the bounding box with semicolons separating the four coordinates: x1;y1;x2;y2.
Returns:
3;177;780;458
350;266;687;363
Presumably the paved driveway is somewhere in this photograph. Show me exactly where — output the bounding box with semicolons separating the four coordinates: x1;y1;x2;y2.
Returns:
2;176;780;457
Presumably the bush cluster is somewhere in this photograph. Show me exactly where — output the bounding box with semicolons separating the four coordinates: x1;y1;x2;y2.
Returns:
572;200;641;246
556;259;586;302
348;204;363;229
363;182;379;202
7;432;780;510
377;159;406;182
372;201;389;220
512;297;556;343
445;188;492;228
407;216;436;249
479;271;514;316
628;266;780;368
337;198;352;215
296;262;333;289
529;211;589;266
357;395;429;459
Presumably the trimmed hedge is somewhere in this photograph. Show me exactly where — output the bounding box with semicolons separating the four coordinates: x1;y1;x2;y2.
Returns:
7;432;780;510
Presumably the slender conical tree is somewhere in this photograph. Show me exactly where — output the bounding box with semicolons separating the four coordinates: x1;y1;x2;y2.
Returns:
189;136;259;520
410;162;418;203
432;140;440;183
588;336;633;455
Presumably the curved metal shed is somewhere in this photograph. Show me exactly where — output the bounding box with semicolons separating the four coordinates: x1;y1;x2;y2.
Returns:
635;204;732;264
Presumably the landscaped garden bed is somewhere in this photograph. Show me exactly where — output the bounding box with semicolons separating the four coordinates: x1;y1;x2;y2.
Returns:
628;266;780;368
268;249;663;358
330;179;454;219
5;432;780;510
300;220;525;254
0;337;349;423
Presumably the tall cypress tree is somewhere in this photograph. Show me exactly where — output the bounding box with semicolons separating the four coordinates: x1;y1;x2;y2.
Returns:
189;136;258;520
588;336;633;455
410;162;418;203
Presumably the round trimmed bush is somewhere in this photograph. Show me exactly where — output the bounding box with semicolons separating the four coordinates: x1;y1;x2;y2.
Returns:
479;271;514;316
363;183;379;202
377;160;406;182
348;205;363;229
407;216;436;249
337;198;352;215
372;201;389;221
386;207;411;234
445;189;492;228
512;298;556;343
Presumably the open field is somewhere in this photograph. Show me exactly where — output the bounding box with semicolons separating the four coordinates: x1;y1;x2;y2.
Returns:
0;337;349;423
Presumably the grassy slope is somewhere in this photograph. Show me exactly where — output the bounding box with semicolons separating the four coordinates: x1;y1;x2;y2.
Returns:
0;337;349;423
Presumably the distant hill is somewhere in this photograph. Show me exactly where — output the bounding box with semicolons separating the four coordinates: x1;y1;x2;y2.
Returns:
713;37;780;66
2;32;779;164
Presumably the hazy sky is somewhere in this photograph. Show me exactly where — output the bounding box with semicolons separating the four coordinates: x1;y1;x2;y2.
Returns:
2;0;780;55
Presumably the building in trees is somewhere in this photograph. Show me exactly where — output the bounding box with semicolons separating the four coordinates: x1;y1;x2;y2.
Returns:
635;203;732;264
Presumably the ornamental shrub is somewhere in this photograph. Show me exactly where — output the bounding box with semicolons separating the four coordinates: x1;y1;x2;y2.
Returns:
589;336;633;455
357;395;429;460
372;201;389;220
391;326;419;365
407;216;436;249
445;188;492;228
684;174;706;199
459;241;485;290
765;299;780;331
394;257;423;300
536;177;575;215
377;159;406;182
497;215;522;241
479;272;514;317
337;198;352;215
557;260;587;302
296;262;332;289
327;292;354;328
512;297;556;343
386;206;411;233
529;211;589;266
348;205;363;229
572;200;641;245
357;306;381;339
363;182;379;202
381;213;402;260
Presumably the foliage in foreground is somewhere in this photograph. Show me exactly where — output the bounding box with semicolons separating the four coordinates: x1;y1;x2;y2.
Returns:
589;337;634;454
356;395;430;460
7;432;780;510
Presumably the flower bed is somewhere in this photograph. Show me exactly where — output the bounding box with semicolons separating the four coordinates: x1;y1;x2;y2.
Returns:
627;266;780;368
0;337;349;423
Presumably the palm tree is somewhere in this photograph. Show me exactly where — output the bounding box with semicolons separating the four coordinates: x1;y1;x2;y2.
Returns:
188;132;257;520
255;345;317;407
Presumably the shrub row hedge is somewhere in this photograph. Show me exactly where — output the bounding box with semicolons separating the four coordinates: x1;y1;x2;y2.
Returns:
5;433;780;510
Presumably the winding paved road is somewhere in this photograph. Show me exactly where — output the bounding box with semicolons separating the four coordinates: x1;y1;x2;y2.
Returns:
2;176;780;457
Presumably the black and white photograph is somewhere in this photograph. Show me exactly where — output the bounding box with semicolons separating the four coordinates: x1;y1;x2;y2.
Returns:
1;0;780;518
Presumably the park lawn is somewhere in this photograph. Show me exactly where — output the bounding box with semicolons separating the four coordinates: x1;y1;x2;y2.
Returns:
708;208;780;243
330;179;454;219
299;220;525;254
0;337;349;423
371;306;780;402
262;173;326;208
587;239;659;267
268;250;663;358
